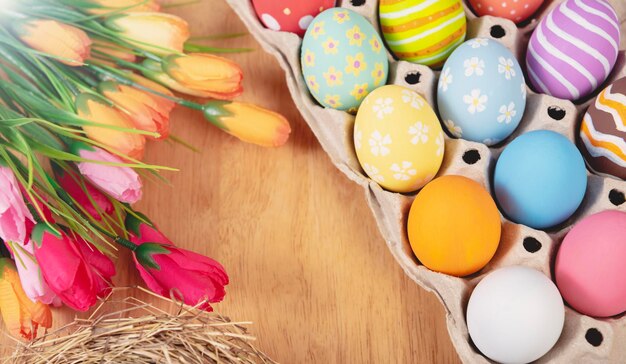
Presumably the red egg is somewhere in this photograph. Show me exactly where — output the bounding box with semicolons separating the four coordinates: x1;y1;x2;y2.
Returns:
252;0;336;37
468;0;544;24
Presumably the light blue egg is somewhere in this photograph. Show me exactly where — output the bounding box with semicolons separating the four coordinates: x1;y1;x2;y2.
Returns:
437;38;526;146
494;130;587;229
301;8;388;111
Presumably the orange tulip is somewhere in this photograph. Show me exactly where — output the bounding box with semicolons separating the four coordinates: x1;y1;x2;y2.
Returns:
128;73;175;98
12;19;91;66
99;81;175;140
86;0;161;14
0;258;52;340
203;101;291;147
105;12;189;56
76;93;146;159
161;54;243;100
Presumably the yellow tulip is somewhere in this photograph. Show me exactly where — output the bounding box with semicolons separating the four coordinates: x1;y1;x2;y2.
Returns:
12;19;91;66
76;93;146;159
100;81;175;140
86;0;160;14
0;258;52;340
105;12;189;56
162;53;243;100
204;101;291;147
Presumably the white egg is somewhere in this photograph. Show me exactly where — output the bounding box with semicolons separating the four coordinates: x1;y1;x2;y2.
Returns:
466;266;564;364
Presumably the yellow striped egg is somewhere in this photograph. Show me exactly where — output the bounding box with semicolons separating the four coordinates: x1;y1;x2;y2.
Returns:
379;0;467;68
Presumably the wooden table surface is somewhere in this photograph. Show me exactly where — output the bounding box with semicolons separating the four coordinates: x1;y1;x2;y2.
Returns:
0;1;460;362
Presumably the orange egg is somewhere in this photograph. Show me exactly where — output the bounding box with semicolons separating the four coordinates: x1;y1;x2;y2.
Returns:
407;175;501;277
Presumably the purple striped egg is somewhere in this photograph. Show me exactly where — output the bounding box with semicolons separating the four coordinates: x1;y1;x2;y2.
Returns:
526;0;620;101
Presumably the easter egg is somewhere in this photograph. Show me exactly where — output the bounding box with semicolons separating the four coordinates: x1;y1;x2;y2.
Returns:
301;8;388;111
252;0;336;37
467;266;564;364
468;0;544;24
407;175;500;276
579;77;626;180
379;0;466;68
526;0;620;101
555;210;626;317
354;85;443;192
437;38;526;146
494;130;587;229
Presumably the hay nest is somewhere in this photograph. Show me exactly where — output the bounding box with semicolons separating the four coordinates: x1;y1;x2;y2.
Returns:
7;288;276;364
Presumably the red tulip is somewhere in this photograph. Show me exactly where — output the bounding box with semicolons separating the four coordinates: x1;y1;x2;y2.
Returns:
125;211;172;246
52;164;113;221
31;223;115;311
132;242;228;311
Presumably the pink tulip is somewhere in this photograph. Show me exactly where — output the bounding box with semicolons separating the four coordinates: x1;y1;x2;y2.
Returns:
31;223;115;311
70;142;142;204
52;163;114;221
133;242;228;311
7;241;61;306
0;165;33;244
124;212;227;311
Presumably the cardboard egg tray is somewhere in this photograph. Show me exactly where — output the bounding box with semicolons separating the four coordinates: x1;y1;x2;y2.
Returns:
227;0;626;362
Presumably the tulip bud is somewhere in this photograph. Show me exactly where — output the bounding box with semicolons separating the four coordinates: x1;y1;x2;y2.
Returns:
85;0;161;14
105;12;189;56
0;258;52;340
204;101;291;147
75;93;146;160
31;223;114;311
70;142;142;204
99;81;174;139
125;210;173;245
51;163;114;221
0;165;34;244
132;242;228;311
12;19;91;66
161;53;243;100
91;39;137;63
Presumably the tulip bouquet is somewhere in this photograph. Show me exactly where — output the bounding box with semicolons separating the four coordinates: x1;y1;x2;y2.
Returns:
0;0;290;340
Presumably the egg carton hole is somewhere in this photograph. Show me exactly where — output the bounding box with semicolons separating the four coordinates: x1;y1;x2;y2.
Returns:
489;25;506;39
547;106;566;121
404;71;421;85
522;237;542;253
462;149;481;165
608;189;625;206
585;328;604;347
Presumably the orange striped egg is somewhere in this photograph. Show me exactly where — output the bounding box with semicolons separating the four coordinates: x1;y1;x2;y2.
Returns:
379;0;467;68
579;76;626;180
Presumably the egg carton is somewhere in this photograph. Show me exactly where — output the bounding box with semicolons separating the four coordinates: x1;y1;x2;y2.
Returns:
227;0;626;362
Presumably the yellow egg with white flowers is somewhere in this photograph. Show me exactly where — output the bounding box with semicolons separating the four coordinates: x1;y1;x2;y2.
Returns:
354;85;444;193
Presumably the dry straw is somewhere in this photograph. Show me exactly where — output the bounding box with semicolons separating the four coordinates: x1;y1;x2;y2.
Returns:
6;288;276;364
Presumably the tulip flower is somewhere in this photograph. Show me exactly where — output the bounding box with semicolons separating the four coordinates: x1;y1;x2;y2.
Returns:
0;258;52;340
76;93;146;160
99;81;175;139
204;101;291;147
71;232;116;299
85;0;161;14
19;185;54;225
132;242;228;311
128;72;175;98
161;54;243;100
51;163;114;221
70;142;143;204
8;241;60;306
12;19;91;66
0;165;33;244
125;210;173;246
105;12;189;56
31;223;114;311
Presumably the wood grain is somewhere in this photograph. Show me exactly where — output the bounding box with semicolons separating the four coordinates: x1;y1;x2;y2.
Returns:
0;1;460;362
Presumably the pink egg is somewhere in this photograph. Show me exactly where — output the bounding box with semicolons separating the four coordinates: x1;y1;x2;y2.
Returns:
555;210;626;317
252;0;336;37
468;0;544;24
